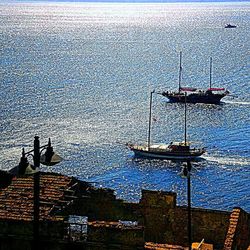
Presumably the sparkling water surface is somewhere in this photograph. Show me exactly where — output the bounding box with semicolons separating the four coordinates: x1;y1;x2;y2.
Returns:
0;1;249;212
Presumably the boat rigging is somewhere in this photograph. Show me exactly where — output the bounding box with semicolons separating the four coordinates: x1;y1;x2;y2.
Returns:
162;52;230;104
127;91;205;160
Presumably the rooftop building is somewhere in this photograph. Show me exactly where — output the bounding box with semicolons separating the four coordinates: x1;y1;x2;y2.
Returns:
0;171;249;250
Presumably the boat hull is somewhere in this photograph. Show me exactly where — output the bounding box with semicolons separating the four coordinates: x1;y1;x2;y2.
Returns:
162;92;227;104
225;24;236;28
130;148;204;160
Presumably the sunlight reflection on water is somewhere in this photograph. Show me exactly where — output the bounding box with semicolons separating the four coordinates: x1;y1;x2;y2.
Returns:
0;2;249;211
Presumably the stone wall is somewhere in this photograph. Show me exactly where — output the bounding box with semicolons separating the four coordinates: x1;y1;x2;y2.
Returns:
70;187;140;222
0;219;33;239
87;221;144;249
67;187;241;249
138;189;230;248
59;184;250;250
174;207;230;249
0;218;66;250
139;190;177;243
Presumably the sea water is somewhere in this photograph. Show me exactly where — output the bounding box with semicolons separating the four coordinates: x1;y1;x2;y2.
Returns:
0;1;249;212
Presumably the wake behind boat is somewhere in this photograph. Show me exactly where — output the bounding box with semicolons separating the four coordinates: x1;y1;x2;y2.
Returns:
162;52;230;104
127;91;205;160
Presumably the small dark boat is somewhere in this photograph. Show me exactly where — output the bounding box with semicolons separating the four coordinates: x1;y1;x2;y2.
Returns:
162;52;230;104
127;91;205;160
225;24;236;28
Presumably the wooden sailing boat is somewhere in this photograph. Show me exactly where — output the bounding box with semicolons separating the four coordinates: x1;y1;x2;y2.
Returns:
127;91;205;160
162;52;230;104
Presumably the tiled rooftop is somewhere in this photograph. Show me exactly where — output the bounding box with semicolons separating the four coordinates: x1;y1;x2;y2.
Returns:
0;172;77;222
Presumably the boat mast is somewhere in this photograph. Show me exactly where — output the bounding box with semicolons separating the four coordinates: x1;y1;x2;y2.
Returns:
178;51;182;93
209;57;212;89
147;90;154;151
184;92;187;146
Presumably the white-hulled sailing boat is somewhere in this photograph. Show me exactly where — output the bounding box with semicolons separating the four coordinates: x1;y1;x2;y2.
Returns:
127;91;205;160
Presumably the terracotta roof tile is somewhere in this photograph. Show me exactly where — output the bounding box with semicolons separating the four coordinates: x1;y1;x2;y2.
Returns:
0;172;77;222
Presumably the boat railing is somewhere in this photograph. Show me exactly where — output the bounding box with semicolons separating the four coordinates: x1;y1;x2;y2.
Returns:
190;147;206;153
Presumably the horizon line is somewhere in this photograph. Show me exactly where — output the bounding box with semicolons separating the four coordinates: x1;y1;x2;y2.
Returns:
2;0;250;2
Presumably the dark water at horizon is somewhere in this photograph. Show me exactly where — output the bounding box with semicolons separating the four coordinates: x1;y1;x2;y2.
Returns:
0;2;249;212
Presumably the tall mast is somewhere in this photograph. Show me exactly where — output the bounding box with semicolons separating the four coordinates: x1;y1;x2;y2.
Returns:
184;92;187;146
178;51;182;93
209;57;212;89
147;90;154;151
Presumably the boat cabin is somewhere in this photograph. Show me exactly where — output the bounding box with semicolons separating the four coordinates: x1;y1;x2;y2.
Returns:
168;142;190;151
